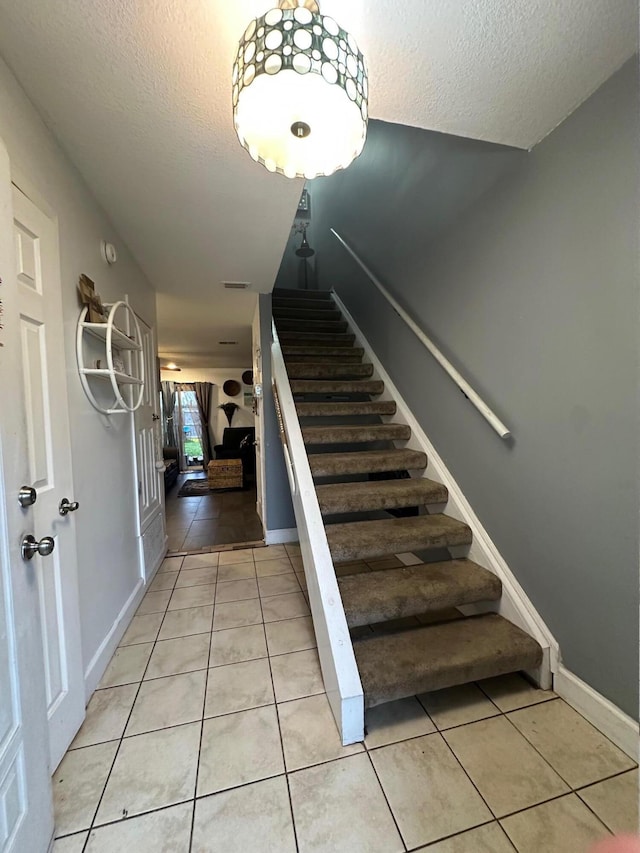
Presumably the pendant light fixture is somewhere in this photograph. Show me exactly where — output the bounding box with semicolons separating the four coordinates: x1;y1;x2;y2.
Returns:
295;227;315;258
233;0;368;179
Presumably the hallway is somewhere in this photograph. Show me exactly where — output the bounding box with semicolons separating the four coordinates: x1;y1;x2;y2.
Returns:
165;473;263;552
52;546;636;852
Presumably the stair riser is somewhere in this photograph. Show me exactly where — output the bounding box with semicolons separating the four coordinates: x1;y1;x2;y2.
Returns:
273;288;333;301
273;298;337;311
287;364;374;380
274;308;342;321
276;319;348;333
291;380;384;395
284;353;363;363
278;333;355;346
303;425;411;445
283;347;364;359
296;402;397;417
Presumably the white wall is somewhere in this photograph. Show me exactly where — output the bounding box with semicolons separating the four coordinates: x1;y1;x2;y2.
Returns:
0;57;158;689
160;367;255;448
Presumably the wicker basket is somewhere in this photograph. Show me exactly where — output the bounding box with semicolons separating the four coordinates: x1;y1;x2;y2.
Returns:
207;458;243;490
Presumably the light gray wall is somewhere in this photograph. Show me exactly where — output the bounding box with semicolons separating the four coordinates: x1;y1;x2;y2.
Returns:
0;57;158;687
259;294;296;532
309;60;639;717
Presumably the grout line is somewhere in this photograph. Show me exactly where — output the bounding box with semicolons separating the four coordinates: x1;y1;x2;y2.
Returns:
362;748;408;851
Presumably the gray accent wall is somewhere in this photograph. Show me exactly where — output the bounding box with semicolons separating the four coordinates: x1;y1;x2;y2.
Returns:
259;293;296;532
308;60;639;717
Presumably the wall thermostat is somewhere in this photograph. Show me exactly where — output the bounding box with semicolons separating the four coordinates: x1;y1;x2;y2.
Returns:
101;241;118;265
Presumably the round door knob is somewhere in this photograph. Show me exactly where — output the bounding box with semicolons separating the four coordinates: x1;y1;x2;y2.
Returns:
18;486;37;508
21;535;55;561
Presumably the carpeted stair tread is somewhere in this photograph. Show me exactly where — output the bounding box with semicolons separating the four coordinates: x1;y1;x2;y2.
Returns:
291;379;384;395
338;560;501;627
286;362;374;380
303;423;410;445
297;401;397;417
283;348;364;363
316;478;447;514
273;307;342;321
273;288;333;300
309;448;426;477
326;515;472;562
276;318;348;333
353;613;543;708
278;332;356;346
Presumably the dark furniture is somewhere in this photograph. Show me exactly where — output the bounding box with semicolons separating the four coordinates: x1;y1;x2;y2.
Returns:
214;427;256;486
163;446;179;491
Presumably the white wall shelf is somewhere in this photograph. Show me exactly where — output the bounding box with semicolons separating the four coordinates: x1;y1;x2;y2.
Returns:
76;299;145;414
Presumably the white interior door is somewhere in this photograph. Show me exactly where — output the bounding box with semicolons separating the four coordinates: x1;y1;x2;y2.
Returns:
12;184;85;772
0;145;54;852
133;314;166;580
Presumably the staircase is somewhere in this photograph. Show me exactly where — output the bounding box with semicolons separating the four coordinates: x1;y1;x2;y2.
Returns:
273;287;542;712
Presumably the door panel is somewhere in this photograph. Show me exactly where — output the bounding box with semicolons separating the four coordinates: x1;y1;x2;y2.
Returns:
0;143;53;852
13;185;85;771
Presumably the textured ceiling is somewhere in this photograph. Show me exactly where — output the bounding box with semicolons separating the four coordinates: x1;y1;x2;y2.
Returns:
0;0;635;365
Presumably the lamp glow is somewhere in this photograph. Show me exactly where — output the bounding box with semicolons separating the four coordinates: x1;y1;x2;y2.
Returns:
233;0;368;179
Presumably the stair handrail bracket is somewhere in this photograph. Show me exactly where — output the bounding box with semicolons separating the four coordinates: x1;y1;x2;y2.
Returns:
330;229;511;440
271;320;364;745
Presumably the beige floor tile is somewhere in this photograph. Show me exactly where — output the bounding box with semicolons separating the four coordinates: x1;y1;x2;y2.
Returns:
295;571;308;591
182;553;219;570
53;833;89;852
278;694;363;771
137;590;172;616
175;566;218;587
197;705;284;796
209;624;267;666
285;542;301;556
120;613;163;646
95;723;200;824
215;577;259;603
271;648;324;702
168;583;216;611
98;643;153;688
261;591;310;623
290;556;304;572
265;616;316;656
370;733;492;848
508;699;635;789
443;715;569;817
219;548;255;565
144;634;210;680
53;741;118;835
85;802;193;852
71;684;138;749
213;598;263;631
258;573;301;597
205;658;274;717
127;670;206;735
255;557;295;577
365;697;436;748
148;571;178;593
416;822;515;852
158;605;213;640
500;794;611;853
418;683;500;730
159;556;184;573
253;545;287;561
578;769;639;834
395;552;422;566
289;753;403;853
192;777;296;853
479;673;556;712
216;561;257;582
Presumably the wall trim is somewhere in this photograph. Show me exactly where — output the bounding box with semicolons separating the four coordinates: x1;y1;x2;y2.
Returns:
332;289;559;688
265;527;298;545
554;665;638;759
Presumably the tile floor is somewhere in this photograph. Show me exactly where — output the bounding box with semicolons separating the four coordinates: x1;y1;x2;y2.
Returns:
53;545;638;852
165;473;263;551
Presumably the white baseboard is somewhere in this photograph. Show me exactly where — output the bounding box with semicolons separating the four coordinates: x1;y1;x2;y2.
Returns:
554;666;638;759
265;527;298;545
332;289;559;687
83;577;146;700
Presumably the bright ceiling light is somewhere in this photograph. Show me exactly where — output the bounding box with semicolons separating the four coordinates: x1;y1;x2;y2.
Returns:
233;0;368;180
164;362;181;371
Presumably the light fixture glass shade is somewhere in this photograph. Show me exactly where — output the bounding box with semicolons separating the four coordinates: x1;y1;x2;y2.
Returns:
233;3;368;179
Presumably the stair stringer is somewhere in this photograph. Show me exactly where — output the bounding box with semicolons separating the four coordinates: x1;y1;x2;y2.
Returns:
332;290;558;689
